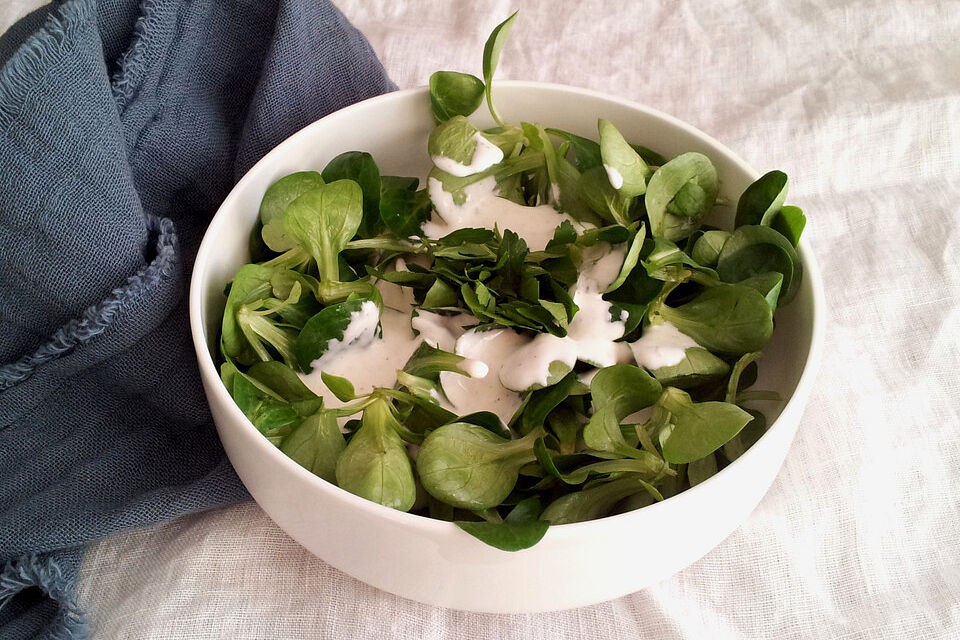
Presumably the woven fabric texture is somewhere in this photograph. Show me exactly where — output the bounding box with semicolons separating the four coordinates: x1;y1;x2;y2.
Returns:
0;1;393;638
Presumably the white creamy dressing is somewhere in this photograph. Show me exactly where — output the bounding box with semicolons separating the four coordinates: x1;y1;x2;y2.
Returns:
423;176;580;252
375;274;416;313
565;290;633;366
498;333;579;391
577;243;627;292
439;328;529;423
299;302;423;410
550;182;561;204
409;310;473;352
604;164;624;190
459;359;489;378
623;406;654;425
629;321;700;370
430;132;504;177
577;368;600;387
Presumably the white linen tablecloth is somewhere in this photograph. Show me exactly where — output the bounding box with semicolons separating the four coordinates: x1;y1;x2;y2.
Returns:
6;1;960;637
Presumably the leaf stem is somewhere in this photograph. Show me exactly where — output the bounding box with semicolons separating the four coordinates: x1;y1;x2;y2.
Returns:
346;238;424;253
263;246;310;270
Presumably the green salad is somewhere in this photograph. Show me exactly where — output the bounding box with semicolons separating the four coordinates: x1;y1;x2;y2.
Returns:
217;13;806;551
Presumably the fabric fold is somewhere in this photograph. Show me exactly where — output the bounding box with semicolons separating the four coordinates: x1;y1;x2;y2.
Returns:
0;214;177;392
0;1;396;638
1;551;86;640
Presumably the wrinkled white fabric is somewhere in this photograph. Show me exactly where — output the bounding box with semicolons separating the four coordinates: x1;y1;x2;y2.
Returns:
3;0;953;637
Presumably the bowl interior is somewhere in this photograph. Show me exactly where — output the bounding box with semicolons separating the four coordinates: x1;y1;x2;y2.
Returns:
192;81;820;522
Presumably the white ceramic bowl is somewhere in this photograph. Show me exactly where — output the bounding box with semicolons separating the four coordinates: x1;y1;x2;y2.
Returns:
189;82;825;613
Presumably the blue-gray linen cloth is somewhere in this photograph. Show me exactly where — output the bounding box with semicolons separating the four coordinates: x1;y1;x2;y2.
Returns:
0;1;394;637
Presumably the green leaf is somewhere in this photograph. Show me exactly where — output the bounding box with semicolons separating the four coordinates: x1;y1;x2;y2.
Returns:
645;152;719;241
321;371;356;402
590;363;663;417
481;11;518;127
650;347;730;389
247;361;317;402
220;360;239;392
535;438;669;485
604;224;646;293
281;410;346;482
428;115;480;165
231;372;299;436
630;144;668;167
432;242;497;261
249;219;275;263
492;229;528;289
583;406;640;459
690;230;731;267
642;237;688;273
598;118;650;197
659;284;773;355
725;352;762;404
687;453;718;486
538;299;569;330
417;422;539;510
427;169;480;206
270;269;318;301
379;179;431;238
603;259;663;335
221;264;277;362
402;341;470;380
294;299;372;373
517;372;580;435
247;360;323;415
456;411;513;439
546;406;581;455
314;278;379;306
284;179;364;281
583;365;662;458
722;409;767;461
455;497;549;551
416;280;453;309
772;204;806;247
582;224;632;245
233;281;302;368
394;369;439;404
335;398;416;511
483;125;526;153
738;272;784;312
346;237;420;255
541;474;662;524
380;175;418;192
261;246;311;273
546;128;603;172
517;124;594;221
578;166;634;226
259;172;325;252
717;224;802;305
735;170;788;228
429;71;485;122
321;152;382;238
657;387;753;464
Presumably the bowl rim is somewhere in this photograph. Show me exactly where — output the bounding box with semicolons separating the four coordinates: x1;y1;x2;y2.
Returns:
188;80;826;540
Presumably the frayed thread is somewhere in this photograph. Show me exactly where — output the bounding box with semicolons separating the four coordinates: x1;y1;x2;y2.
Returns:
111;0;167;112
0;0;91;130
0;554;87;639
0;215;179;391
